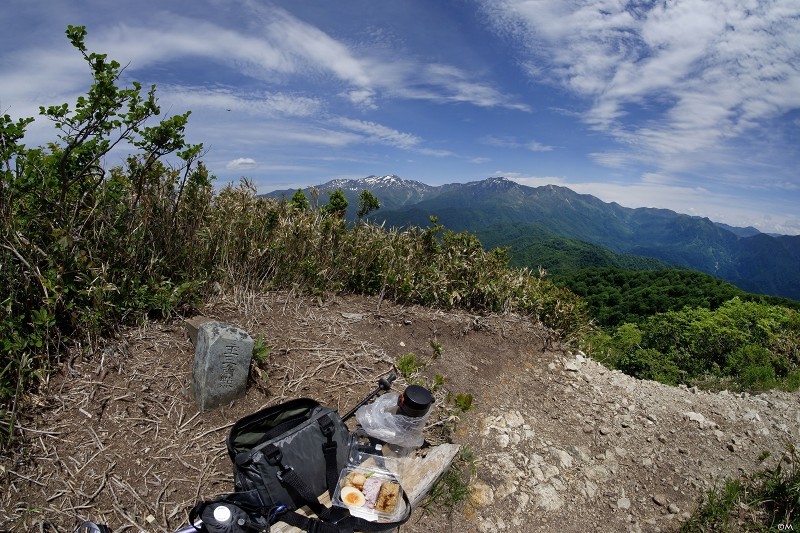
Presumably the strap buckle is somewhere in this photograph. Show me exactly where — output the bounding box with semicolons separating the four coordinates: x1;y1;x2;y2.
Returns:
276;465;294;482
318;414;335;437
325;506;351;525
264;444;283;466
268;504;288;525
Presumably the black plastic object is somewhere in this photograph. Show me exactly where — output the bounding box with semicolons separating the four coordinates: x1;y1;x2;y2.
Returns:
75;522;111;533
342;374;396;422
397;385;434;417
200;502;251;533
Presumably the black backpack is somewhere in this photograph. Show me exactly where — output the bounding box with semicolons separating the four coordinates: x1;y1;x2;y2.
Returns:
190;398;410;532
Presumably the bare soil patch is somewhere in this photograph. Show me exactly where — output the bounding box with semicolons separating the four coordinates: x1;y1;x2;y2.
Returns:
1;291;799;532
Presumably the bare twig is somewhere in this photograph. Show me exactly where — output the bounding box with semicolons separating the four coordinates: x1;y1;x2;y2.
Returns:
7;470;47;487
196;422;235;440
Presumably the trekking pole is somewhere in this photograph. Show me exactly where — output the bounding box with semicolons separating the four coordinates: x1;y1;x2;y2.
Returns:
341;374;396;422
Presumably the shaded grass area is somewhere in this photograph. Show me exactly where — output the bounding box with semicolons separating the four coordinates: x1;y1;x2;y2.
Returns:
681;444;800;532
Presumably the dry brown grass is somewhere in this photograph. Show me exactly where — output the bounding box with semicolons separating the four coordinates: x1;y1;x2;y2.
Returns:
0;290;486;531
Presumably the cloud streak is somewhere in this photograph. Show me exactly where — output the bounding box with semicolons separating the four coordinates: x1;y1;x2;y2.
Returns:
481;0;800;177
335;118;421;149
481;135;553;152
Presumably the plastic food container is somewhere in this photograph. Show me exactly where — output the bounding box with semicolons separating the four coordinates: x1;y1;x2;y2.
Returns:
332;465;404;522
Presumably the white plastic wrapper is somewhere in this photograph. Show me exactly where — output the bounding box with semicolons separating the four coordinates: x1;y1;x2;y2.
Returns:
355;392;429;448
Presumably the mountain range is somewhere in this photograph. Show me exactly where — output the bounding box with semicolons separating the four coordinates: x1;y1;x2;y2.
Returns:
263;176;800;301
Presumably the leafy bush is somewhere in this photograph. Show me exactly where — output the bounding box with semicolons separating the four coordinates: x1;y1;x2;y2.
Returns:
616;348;682;385
1;26;205;446
396;353;421;380
739;365;777;392
586;298;800;392
452;393;474;412
357;189;380;219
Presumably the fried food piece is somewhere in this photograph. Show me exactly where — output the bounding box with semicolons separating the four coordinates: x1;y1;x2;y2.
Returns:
344;472;367;490
375;481;400;514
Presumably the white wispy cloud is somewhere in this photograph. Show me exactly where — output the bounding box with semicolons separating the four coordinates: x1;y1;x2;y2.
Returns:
481;135;553;152
389;63;531;111
335;118;421;149
226;157;257;170
106;5;524;113
342;89;378;110
481;0;800;176
163;86;321;117
97;18;296;78
255;5;373;87
527;141;554;153
480;135;520;148
417;147;455;158
197;119;363;148
3;1;531;155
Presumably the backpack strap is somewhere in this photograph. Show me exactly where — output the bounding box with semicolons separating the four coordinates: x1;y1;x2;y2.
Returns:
270;486;412;533
318;414;340;496
260;444;329;517
188;495;275;532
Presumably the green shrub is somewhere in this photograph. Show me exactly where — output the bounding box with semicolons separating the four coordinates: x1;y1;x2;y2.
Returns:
0;26;204;447
430;340;443;358
453;393;474;412
594;298;800;393
616;348;681;385
357;189;380;219
781;370;800;392
739;365;777;392
252;335;271;364
289;189;309;211
396;353;420;380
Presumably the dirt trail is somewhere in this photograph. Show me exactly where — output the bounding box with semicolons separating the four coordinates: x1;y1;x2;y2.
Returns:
1;291;798;532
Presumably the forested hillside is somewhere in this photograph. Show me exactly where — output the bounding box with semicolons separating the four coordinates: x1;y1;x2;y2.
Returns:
557;267;800;328
475;222;670;274
586;298;800;392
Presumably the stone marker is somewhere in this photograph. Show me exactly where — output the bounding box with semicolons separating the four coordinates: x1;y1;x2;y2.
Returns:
185;315;214;346
191;321;254;411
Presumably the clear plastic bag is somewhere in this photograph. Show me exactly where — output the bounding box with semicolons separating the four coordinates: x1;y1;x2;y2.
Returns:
355;392;429;448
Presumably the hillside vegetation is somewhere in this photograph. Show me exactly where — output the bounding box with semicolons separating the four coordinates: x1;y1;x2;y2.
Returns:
0;26;586;449
585;298;800;392
374;178;800;301
558;267;800;329
476;221;672;274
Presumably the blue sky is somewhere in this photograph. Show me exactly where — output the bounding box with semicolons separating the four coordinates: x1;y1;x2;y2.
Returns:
2;0;799;234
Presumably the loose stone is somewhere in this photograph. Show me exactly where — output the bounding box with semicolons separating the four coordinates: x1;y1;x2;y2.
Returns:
653;494;669;507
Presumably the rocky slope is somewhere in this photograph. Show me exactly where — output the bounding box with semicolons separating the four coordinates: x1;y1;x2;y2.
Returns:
1;291;798;532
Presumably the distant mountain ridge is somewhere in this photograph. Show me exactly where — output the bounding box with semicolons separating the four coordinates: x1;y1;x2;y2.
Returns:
262;176;800;300
263;175;442;211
